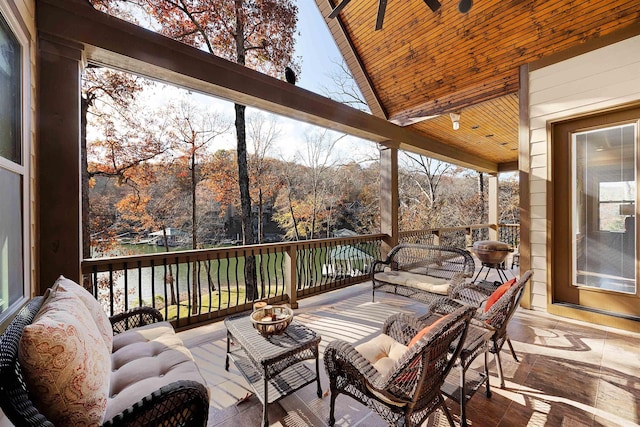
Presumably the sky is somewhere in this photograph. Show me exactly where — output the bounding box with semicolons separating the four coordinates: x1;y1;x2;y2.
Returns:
131;1;379;165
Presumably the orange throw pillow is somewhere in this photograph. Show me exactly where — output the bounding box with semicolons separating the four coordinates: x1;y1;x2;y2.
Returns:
484;278;517;312
409;316;447;347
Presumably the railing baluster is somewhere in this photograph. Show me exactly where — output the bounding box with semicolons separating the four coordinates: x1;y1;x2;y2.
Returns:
137;260;142;309
123;262;128;311
175;258;181;322
163;260;169;321
108;264;114;317
150;259;156;309
186;256;192;320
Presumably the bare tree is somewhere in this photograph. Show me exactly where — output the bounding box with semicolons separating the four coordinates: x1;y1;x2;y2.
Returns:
247;113;281;243
320;58;370;112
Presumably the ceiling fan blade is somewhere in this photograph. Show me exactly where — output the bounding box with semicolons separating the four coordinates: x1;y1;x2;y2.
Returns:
423;0;441;12
328;0;353;19
375;0;388;30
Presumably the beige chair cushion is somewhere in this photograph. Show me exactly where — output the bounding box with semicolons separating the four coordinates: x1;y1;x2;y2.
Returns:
355;333;407;378
19;290;111;426
105;321;208;421
52;275;113;352
374;271;450;295
355;334;409;407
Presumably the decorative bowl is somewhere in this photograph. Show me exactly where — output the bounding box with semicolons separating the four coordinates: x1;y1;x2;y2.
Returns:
250;305;294;336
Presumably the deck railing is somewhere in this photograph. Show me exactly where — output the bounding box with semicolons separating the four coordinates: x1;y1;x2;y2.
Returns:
83;224;519;330
81;234;384;330
399;223;520;249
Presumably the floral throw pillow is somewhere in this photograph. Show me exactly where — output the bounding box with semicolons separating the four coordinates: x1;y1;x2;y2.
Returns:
53;275;113;352
19;291;111;426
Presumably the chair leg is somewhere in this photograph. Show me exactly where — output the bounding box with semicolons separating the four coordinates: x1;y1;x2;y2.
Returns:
494;344;506;389
328;390;337;426
439;398;457;427
506;336;519;362
459;365;468;427
483;350;492;398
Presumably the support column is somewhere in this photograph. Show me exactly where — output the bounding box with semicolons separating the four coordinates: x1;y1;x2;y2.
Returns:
285;245;298;308
37;35;84;293
518;64;532;309
380;146;399;257
488;173;499;241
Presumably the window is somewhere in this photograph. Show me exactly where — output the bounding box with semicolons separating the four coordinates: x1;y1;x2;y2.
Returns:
0;7;29;320
599;181;634;232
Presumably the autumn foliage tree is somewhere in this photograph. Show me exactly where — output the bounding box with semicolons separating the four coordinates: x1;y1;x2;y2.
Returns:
92;0;300;300
82;67;150;258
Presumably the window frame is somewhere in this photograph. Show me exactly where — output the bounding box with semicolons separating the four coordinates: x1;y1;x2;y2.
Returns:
0;2;31;324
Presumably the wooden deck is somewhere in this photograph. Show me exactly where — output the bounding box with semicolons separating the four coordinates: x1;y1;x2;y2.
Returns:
178;274;640;427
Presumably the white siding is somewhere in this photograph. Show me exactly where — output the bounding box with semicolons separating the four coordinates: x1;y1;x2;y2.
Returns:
528;35;640;310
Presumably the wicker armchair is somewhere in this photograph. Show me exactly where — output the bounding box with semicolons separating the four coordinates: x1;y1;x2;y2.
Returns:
0;296;209;427
434;270;534;388
324;305;475;427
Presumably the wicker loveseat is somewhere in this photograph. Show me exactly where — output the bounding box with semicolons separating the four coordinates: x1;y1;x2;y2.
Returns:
372;244;475;304
0;276;209;426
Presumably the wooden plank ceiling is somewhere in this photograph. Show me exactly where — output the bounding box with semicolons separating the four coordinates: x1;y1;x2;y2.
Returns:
317;0;640;168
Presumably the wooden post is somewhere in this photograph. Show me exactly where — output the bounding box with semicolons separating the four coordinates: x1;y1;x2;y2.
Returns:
37;35;84;293
380;146;398;258
488;173;499;241
432;230;440;246
285;245;298;309
465;227;473;249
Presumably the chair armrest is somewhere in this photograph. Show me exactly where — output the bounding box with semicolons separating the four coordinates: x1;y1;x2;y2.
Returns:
371;259;390;274
448;282;491;307
103;380;209;427
110;306;164;335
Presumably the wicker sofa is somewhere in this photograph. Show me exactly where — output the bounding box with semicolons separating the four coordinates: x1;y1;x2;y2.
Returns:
372;244;475;304
0;276;209;427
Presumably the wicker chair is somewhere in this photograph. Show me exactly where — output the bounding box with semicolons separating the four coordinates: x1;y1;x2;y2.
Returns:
324;305;475;427
434;270;534;389
0;297;209;427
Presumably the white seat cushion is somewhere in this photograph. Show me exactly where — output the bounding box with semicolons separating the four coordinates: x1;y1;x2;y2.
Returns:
105;322;208;421
374;271;451;295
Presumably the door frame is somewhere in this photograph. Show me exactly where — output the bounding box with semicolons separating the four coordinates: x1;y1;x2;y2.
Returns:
548;104;640;330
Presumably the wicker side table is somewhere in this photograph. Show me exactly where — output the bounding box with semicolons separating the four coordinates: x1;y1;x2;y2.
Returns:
225;314;322;427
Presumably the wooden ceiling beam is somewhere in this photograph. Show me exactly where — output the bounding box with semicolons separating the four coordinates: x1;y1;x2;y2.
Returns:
37;0;498;173
389;72;519;126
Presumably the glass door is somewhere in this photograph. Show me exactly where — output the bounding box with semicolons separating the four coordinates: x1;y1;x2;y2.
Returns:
572;124;636;294
553;108;640;319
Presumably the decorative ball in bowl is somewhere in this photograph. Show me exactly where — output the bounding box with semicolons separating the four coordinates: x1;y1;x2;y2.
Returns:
250;305;294;336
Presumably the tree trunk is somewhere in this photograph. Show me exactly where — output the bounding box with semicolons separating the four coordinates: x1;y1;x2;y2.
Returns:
258;188;263;244
162;226;177;305
234;2;257;300
287;186;300;241
479;172;486;224
191;151;198;314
